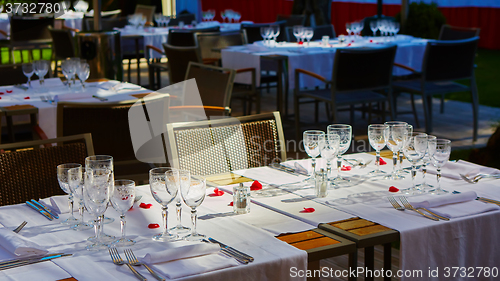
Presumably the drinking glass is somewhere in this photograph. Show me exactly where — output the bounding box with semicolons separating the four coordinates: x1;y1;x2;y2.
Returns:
76;60;90;87
111;179;136;246
170;169;190;234
368;124;389;176
303;130;326;181
293;26;303;42
181;175;207;241
327;124;352;183
384;121;407;180
83;168;113;251
22;63;34;88
417;135;437;190
68;167;92;231
260;26;271;45
370;21;378;36
271;24;280;44
345;23;352;36
220;11;227;23
304;27;314;45
34;60;49;86
428;139;451;195
57;163;82;225
319;133;340;180
401;133;428;195
149;168;179;241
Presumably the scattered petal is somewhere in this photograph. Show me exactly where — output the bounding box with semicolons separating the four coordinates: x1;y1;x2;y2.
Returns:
300;207;315;213
6;90;12;93
148;223;160;229
298;41;303;45
389;186;399;192
250;180;262;191
369;40;373;43
0;92;4;95
209;187;224;197
129;206;133;211
347;43;352;47
379;158;387;165
140;202;153;209
228;201;234;206
341;165;352;171
24;96;30;99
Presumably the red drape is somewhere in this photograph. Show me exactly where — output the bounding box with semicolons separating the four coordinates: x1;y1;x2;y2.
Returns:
200;0;499;49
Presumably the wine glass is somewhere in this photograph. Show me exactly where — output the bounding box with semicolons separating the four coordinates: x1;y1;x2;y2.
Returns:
181;175;207;241
68;167;92;231
368;124;389;176
293;26;303;42
304;27;314;45
346;23;352;36
169;169;190;234
319;133;341;180
57;163;82;225
149;168;179;241
370;21;378;36
83;168;113;251
271;24;280;44
76;60;90;88
22;63;34;88
417;135;437;190
303;130;326;181
401;133;428;195
428;139;451;195
327;124;352;183
220;11;227;23
384;121;408;180
34;60;49;86
111;179;136;246
260;26;271;45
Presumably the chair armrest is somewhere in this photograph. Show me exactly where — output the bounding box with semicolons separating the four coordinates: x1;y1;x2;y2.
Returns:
0;29;7;37
393;63;420;74
146;45;165;55
63;25;80;32
203;58;220;65
295;68;328;83
170;105;229;112
33;125;51;147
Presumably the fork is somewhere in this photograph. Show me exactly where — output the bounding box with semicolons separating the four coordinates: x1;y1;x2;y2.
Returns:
13;221;27;233
400;196;449;221
459;173;500;184
124;249;165;281
108;248;147;281
398;197;439;221
388;196;438;221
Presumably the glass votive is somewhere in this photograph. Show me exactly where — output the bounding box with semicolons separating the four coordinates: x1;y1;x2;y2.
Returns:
315;168;328;198
233;183;250;214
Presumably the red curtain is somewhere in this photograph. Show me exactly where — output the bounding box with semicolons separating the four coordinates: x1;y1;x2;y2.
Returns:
201;0;499;49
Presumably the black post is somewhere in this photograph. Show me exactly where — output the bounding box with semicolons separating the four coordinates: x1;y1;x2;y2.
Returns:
377;0;383;18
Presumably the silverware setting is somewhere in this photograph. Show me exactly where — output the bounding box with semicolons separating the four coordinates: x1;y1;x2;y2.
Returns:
202;239;249;264
459;173;500;184
0;253;71;271
31;199;59;219
344;159;372;168
25;201;54;220
124;248;165;281
268;163;305;176
109;248;147;281
92;95;108;102
399;196;449;221
388;196;440;221
208;237;254;263
13;221;27;233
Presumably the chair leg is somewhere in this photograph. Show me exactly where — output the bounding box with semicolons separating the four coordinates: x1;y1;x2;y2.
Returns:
255;91;261;114
127;59;132;83
148;66;154;90
440;94;445;114
314;100;319;123
156;69;161;89
471;80;479;141
325;103;331;123
421;93;432;134
6;116;15;143
410;92;420;128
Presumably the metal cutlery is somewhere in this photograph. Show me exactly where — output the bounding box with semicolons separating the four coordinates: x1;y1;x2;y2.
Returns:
397;197;440;221
269;163;300;176
202;239;249;264
109;248;147;281
124;249;165;281
25;201;53;220
399;196;449;221
459;173;500;184
387;196;438;221
31;199;59;219
13;221;27;233
0;253;71;271
14;84;28;90
208;237;254;262
92;95;108;102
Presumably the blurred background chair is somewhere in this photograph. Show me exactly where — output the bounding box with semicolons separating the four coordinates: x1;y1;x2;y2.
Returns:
439;24;480;40
276;14;306;27
163;43;203;85
48;26;77;76
294;45;397;139
167;26;220;47
393;37;480;141
168;13;196;26
134;4;156;26
145;45;168;90
84;17;128;31
240;21;287;44
0;134;94;206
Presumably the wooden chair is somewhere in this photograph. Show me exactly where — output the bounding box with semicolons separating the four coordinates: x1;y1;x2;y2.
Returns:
56;94;170;182
163;43;203;85
393;37;480;141
0;134;94;206
294;45;397;140
166;112;286;176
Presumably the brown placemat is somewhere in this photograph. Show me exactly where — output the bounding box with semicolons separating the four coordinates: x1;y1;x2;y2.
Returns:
3;104;37;111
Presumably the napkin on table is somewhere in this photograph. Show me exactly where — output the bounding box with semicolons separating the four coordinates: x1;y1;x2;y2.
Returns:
0;228;48;257
426;160;500;180
39;195;78;214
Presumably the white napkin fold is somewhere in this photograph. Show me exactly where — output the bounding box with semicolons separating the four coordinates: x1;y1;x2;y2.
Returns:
54;92;93;101
0;229;48;257
410;192;500;218
151;253;239;279
426;160;500;180
142;242;220;264
40;195;77;214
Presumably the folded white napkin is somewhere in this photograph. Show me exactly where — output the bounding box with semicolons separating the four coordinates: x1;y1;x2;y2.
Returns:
39;195;77;214
427;160;500;180
151;253;239;279
142;242;220;264
0;229;48;256
29;78;65;89
98;81;142;92
246;44;269;52
410;192;500;218
54;92;93;101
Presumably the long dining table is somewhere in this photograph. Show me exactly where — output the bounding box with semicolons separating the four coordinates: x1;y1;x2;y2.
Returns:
0;151;499;280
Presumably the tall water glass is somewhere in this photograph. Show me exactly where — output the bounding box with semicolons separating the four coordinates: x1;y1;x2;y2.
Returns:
319;133;340;179
370;21;378;36
368;124;389;176
401;133;428;195
34;60;49;86
293;25;303;42
417;135;437;190
428;139;451;195
57;163;82;225
149;168;179;241
76;60;90;87
327;124;352;183
22;63;34;88
384;122;407;180
303;130;326;180
68;167;92;231
170;169;190;234
111;179;136;246
181;175;207;241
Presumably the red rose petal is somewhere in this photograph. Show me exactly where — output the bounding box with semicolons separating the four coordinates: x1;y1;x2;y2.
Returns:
148;223;160;229
24;96;30;99
300;207;315;213
129;206;133;210
389;186;399;192
0;92;4;95
6;90;12;93
341;165;352;171
209;188;224;197
369;39;373;43
379;158;387;165
228;201;234;206
347;43;352;47
139;202;152;209
0;97;2;99
250;180;262;191
298;41;303;45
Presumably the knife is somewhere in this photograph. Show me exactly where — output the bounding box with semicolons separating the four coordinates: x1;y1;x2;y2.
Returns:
208;238;254;262
0;253;64;267
31;199;59;219
0;254;72;270
25;201;53;221
269;163;298;176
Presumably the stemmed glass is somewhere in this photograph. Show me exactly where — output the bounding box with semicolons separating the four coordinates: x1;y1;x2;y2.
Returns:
327;124;352;183
76;59;90;88
220;11;227;23
271;25;280;44
346;23;352;36
57;163;82;225
260;26;271;46
169;169;190;234
68;167;92;231
417;135;437;190
181;175;207;241
401;133;428;195
304;27;314;45
22;63;34;88
428;139;452;195
111;179;136;246
293;26;303;42
319;133;340;180
83;168;113;251
149;168;179;241
384;122;408;180
303;130;326;181
368;124;389;176
34;60;49;87
370;21;378;37
61;59;77;88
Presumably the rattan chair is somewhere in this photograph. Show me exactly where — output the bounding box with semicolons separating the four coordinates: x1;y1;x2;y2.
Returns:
294;45;397;140
393;37;479;141
0;134;94;206
166;112;286;176
56;94;170;182
439;24;480;41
